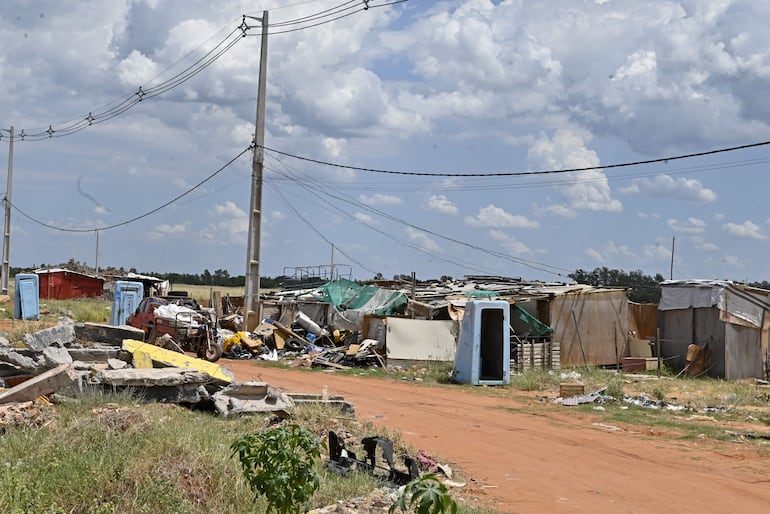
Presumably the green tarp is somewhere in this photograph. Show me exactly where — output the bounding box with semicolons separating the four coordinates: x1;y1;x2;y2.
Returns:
512;303;553;336
312;279;408;316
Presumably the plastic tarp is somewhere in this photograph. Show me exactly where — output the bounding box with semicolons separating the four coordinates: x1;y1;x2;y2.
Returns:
659;280;768;329
310;279;408;316
155;304;199;327
512;303;553;336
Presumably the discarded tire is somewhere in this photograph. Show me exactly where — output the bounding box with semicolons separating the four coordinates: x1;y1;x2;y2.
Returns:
285;338;304;351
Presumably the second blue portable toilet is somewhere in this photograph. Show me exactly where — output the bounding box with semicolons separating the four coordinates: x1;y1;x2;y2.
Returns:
109;281;144;326
14;273;40;320
453;300;510;385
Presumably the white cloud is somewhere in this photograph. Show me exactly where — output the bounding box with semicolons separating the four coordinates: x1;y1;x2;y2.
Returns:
465;204;539;228
644;243;673;261
693;236;719;252
621;175;717;202
584;241;633;263
723;220;766;240
354;212;376;224
149;222;190;240
538;203;576;218
359;193;402;206
117;50;160;87
270;210;286;221
405;227;440;252
668;217;706;234
426;195;459;215
209;201;246;218
488;229;532;255
527;130;622;212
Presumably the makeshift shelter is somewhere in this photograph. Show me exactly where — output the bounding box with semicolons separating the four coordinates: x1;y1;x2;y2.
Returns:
658;280;770;379
297;278;409;330
36;269;104;299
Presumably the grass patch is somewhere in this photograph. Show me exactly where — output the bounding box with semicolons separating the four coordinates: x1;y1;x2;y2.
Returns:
0;392;501;513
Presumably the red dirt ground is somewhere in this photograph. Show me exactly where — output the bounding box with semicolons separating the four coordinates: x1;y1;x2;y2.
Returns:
224;359;770;514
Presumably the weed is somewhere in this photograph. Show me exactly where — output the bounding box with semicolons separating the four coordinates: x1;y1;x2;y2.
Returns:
390;473;458;514
604;378;625;401
231;423;323;513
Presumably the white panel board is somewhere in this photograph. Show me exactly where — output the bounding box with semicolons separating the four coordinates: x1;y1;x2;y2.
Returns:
386;318;457;361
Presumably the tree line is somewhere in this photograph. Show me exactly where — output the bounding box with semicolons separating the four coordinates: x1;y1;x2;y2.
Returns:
14;259;770;304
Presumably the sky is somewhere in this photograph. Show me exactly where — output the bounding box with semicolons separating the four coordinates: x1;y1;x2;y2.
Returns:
2;0;770;284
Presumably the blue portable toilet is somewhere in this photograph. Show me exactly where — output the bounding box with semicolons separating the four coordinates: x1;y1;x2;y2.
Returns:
110;281;144;326
453;300;510;385
14;273;40;320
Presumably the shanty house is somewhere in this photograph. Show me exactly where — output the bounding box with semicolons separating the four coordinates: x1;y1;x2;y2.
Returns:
658;280;770;380
35;268;104;299
512;284;630;368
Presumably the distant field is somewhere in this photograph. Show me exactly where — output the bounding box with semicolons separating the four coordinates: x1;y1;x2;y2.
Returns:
169;284;244;302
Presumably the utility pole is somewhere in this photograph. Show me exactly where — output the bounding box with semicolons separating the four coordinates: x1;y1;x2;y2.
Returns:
244;11;268;324
95;230;100;275
670;235;675;280
2;126;14;294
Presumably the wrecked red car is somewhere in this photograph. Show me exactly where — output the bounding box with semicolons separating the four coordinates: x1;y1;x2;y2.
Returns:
127;297;223;362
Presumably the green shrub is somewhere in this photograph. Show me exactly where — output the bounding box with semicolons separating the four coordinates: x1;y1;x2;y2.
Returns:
390;473;458;514
231;423;322;514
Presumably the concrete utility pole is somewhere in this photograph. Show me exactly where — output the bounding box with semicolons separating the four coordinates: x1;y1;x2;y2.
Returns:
670;235;675;280
244;11;268;322
1;126;14;294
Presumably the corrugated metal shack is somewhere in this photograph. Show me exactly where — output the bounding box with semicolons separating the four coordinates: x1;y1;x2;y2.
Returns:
261;276;633;369
35;268;104;299
658;280;770;379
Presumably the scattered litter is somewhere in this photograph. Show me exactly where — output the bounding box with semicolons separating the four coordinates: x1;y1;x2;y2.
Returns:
592;422;623;432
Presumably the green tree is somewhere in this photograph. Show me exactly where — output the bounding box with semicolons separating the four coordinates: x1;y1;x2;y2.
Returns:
570;267;664;303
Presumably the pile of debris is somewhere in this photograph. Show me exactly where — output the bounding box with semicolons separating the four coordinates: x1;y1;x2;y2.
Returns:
220;315;386;371
0;318;299;418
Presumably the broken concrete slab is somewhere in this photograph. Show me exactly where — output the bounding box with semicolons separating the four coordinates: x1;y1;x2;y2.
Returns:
107;358;127;370
211;381;294;417
40;346;73;368
91;368;212;404
94;368;211;387
22;321;75;351
72;360;109;371
0;348;39;373
286;393;356;414
67;347;127;363
74;323;145;346
122;339;234;384
0;364;79;404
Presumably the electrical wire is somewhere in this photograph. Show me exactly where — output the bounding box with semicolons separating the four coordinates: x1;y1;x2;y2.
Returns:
0;25;246;142
0;1;407;143
264;180;378;275
7;145;252;233
264;167;503;275
265;154;560;276
261;139;770;178
266;155;770;194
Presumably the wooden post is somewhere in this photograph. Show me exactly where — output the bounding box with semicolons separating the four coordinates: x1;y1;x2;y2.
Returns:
657;328;662;378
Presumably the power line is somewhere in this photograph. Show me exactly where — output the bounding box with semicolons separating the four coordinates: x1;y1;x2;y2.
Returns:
260;139;770;178
265;165;502;275
0;25;246;142
264;179;378;275
265;154;560;276
8;145;252;233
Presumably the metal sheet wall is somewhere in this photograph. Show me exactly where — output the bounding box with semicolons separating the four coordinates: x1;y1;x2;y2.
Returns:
549;291;629;367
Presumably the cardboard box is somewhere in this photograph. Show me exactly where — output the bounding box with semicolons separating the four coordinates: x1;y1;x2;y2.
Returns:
559;383;585;398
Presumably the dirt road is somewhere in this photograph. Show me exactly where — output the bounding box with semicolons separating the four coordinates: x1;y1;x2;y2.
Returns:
224;359;770;513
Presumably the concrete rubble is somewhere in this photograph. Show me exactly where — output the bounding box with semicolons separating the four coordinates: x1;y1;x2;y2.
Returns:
0;319;311;418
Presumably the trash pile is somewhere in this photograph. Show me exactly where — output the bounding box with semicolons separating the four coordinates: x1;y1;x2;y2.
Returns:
0;318;330;419
220;314;386;371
